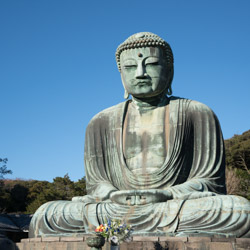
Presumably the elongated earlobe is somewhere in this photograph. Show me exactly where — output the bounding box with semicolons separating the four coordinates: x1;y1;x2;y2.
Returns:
167;86;172;96
124;89;129;99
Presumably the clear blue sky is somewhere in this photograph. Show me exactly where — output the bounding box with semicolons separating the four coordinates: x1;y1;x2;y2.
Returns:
0;0;249;182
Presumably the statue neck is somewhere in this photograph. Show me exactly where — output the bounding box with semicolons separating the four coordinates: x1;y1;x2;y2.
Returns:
131;94;168;111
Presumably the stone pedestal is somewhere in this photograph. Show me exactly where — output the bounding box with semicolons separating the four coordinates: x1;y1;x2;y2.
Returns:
16;236;250;250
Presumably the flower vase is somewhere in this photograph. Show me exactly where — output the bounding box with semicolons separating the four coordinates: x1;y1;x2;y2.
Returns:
110;244;120;250
86;235;105;250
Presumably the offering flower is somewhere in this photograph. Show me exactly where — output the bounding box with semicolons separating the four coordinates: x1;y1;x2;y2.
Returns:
95;219;133;245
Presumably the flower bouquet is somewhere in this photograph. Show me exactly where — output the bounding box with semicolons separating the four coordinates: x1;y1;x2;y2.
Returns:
95;219;133;246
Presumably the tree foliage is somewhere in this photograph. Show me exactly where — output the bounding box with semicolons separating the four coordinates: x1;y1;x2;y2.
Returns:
225;130;250;200
0;158;13;212
0;174;87;214
0;158;12;179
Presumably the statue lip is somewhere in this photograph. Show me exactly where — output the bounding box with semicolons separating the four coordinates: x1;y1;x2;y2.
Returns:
134;80;151;86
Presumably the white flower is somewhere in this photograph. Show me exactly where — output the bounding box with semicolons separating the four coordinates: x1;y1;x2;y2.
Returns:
110;236;119;244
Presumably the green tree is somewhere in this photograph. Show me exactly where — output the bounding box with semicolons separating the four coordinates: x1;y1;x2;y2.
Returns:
225;131;250;172
50;173;75;200
225;130;250;199
73;177;87;196
0;170;87;213
0;158;12;212
26;181;53;213
26;174;87;214
9;184;29;212
1;180;30;213
0;158;12;179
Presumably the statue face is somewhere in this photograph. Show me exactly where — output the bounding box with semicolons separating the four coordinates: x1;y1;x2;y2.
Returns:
120;47;170;98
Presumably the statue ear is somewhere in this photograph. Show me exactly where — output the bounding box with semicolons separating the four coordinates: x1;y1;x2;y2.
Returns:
124;89;129;99
166;67;174;96
121;71;130;99
167;85;172;96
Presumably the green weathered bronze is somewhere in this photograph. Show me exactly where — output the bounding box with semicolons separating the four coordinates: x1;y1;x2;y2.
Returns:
86;235;105;250
29;32;250;238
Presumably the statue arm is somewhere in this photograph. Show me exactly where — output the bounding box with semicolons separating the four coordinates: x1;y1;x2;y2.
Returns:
166;179;218;200
166;101;226;199
84;114;118;201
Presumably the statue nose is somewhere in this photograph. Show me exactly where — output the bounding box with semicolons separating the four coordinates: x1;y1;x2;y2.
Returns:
135;64;147;79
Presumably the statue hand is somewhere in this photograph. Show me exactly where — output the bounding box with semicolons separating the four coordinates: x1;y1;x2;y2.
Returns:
110;189;173;205
72;195;96;203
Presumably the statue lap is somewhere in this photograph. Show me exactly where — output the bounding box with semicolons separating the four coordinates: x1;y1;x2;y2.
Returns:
29;194;249;237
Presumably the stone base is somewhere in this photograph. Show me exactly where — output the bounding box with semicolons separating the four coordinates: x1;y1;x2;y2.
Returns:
17;236;250;250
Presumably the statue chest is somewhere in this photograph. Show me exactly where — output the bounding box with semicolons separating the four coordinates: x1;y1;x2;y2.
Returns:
123;104;167;173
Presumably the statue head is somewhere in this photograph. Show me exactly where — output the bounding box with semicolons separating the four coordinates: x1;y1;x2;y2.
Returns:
116;32;174;99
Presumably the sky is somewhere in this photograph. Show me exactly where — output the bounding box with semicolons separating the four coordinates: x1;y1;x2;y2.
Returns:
0;0;249;182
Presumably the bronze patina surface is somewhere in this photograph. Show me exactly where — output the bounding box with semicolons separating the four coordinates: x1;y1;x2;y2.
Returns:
29;32;250;238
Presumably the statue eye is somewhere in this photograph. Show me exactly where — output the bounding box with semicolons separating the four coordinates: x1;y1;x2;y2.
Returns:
123;64;137;70
122;59;137;70
146;62;159;66
145;57;160;65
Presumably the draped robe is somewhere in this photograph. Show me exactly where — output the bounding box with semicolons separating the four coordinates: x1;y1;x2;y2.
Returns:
29;97;250;238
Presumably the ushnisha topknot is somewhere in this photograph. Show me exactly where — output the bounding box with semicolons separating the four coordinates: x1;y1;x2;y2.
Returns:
116;32;174;72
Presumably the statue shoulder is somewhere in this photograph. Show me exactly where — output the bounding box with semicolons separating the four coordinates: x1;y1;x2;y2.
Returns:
86;101;126;128
170;96;213;113
188;100;214;113
169;96;217;118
